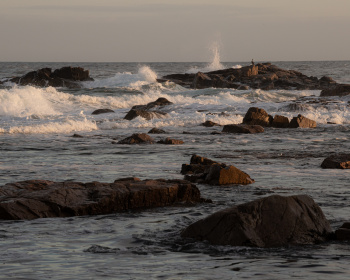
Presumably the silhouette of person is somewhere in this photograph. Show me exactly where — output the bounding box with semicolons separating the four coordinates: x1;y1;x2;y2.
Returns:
251;59;254;65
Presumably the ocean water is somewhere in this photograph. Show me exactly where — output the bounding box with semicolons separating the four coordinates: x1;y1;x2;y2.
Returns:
1;59;350;279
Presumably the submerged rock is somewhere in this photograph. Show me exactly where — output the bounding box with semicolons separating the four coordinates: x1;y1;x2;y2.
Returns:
157;138;184;145
117;133;154;144
222;124;264;134
148;127;166;134
0;178;203;220
321;154;350;169
92;108;115;115
181;194;332;247
181;155;254;185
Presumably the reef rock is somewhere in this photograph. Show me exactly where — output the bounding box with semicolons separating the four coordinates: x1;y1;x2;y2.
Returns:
0;178;202;220
181;195;332;247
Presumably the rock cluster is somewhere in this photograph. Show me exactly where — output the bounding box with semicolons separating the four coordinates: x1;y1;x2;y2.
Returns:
181;155;254;185
124;97;172;121
163;63;338;91
181;194;332;247
0;178;202;220
7;67;93;88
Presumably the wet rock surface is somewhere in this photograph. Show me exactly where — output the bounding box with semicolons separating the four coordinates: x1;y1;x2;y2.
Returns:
91;109;115;115
335;222;350;240
181;155;254;185
7;66;93;88
124;97;172;120
222;124;265;134
162;63;342;91
157;138;184;145
181;194;332;247
0;178;202;220
117;133;155;144
321;154;350;169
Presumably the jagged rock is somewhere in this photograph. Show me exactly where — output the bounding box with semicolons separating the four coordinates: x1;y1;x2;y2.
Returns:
117;133;154;144
92;109;114;115
335;222;350;240
201;121;221;127
320;84;350;97
0;178;202;220
222;124;264;134
243;107;272;126
192;72;213;89
289;114;317;128
271;115;290;128
321;154;350;169
181;194;332;247
148;128;166;134
157;138;184;145
124;109;168;121
9;67;93;88
181;155;254;185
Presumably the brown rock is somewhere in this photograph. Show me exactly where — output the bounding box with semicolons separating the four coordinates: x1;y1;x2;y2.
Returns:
92;108;114;115
201;120;220;127
148;127;166;134
124;109;167;121
271;115;290;128
181;195;332;247
321;154;350;169
242;107;272;126
289;114;317;128
222;124;264;134
192;72;214;89
117;133;154;144
320;84;350;97
0;178;202;220
157;138;184;145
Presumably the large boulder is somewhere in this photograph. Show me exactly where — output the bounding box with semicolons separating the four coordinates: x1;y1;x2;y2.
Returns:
271;115;290;128
181;195;332;247
289;114;317;128
242;107;272;126
0;178;203;220
222;124;264;134
181;155;254;185
117;133;154;144
321;154;350;169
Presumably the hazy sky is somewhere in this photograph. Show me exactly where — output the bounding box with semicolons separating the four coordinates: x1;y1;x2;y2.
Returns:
1;0;349;62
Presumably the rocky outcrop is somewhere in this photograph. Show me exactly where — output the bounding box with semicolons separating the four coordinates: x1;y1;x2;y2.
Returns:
117;133;154;144
222;124;264;134
181;155;254;185
8;67;93;88
162;63;340;91
0;178;202;220
289;114;317;128
157;138;184;145
124;97;172;121
320;84;350;97
92;109;114;115
321;154;350;169
181;194;332;247
243;107;272;126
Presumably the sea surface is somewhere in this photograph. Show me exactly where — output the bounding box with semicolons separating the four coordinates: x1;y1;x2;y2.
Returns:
1;58;350;279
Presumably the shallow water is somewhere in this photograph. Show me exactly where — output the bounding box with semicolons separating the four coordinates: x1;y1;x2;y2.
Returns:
1;60;350;279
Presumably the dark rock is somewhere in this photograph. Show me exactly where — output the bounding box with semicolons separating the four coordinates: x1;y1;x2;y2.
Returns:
289;114;317;128
92;109;115;115
237;85;250;90
148;128;166;134
271;115;290;128
335;222;350;240
117;133;154;144
320;84;350;97
157;138;184;145
8;66;93;88
243;107;272;126
321;154;350;169
192;72;214;89
0;178;202;220
72;134;84;138
222;124;264;134
181;194;332;247
181;155;254;185
201;121;221;127
141;97;173;110
124;109;168;121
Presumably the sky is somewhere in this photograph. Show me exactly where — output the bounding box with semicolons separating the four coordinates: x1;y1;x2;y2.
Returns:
1;0;349;62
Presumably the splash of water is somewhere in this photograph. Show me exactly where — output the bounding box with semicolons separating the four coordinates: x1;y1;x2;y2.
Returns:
207;43;224;71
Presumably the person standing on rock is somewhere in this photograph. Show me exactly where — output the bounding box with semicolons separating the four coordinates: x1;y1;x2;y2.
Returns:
251;59;255;65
